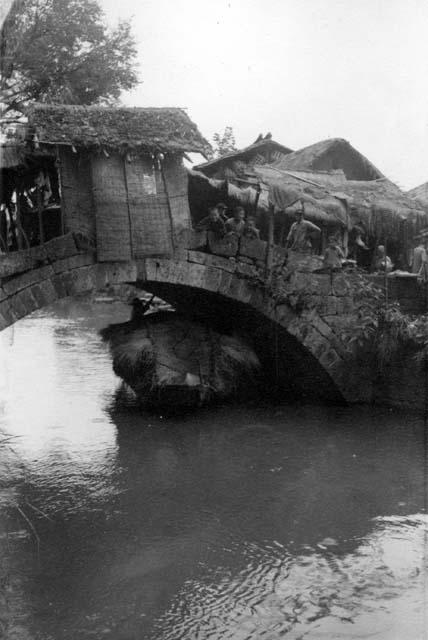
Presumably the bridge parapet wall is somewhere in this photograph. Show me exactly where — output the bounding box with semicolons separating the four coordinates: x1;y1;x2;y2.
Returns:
0;234;139;330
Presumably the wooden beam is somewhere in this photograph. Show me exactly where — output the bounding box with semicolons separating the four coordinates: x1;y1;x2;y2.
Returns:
36;187;44;245
265;203;275;280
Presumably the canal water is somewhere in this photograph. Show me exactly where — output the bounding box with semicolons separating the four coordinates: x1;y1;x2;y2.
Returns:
0;298;426;640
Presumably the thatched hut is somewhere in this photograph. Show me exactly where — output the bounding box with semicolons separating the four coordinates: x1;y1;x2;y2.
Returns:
1;103;210;257
274;138;384;181
407;181;428;208
189;139;428;266
195;135;293;179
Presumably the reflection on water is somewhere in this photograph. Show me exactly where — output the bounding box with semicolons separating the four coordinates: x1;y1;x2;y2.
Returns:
0;298;426;639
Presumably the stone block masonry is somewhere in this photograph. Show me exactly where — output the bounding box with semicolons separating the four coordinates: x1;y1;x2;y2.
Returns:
3;234;421;408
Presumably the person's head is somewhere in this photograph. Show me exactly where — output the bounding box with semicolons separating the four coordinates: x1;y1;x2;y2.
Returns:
234;206;245;221
246;215;256;228
295;204;304;221
377;245;385;257
216;202;227;215
208;206;220;220
328;235;338;246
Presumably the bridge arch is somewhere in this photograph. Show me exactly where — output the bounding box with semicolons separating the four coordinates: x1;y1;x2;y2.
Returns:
0;251;139;331
138;253;361;404
0;238;365;404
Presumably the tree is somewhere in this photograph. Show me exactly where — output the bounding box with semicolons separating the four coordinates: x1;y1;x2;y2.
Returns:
0;0;138;115
212;126;237;158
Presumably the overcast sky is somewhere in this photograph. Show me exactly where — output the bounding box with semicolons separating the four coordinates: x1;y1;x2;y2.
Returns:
100;0;428;190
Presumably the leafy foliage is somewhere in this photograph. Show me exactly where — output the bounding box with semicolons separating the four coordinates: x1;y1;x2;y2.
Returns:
271;265;428;369
212;126;237;158
342;271;428;367
0;0;138;114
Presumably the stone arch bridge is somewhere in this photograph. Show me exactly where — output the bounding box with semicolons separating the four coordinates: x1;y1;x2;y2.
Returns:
0;232;377;405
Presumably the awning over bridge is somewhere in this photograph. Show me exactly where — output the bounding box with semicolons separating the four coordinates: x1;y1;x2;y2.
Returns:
189;162;428;242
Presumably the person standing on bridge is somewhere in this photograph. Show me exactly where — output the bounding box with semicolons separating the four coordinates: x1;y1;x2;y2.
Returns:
323;236;345;271
216;202;228;221
375;245;393;272
242;215;260;240
286;203;321;253
196;206;226;238
225;206;246;237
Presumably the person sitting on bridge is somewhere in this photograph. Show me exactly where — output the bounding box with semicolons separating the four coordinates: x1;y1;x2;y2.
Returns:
196;206;226;237
225;206;246;237
242;215;260;240
375;245;394;272
286;203;321;253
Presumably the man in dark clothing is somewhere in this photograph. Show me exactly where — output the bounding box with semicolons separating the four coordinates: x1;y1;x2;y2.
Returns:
196;206;226;237
0;207;8;251
216;202;228;221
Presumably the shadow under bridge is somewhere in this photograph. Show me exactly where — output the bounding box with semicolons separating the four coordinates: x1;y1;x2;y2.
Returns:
138;253;351;405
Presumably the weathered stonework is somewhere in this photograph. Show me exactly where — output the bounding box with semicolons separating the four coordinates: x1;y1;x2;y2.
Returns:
2;233;425;407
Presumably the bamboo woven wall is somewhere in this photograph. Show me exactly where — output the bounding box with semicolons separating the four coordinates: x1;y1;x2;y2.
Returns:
124;156;173;258
162;156;192;246
60;149;95;242
90;153;186;262
91;154;132;262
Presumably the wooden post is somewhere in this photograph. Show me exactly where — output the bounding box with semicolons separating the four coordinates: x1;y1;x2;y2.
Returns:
253;182;261;216
15;189;22;250
36;186;44;245
55;146;65;236
15;182;28;250
384;236;388;307
122;156;134;257
265;203;275;281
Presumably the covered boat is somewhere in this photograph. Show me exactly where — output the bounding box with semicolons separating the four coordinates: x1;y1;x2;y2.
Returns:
101;310;261;411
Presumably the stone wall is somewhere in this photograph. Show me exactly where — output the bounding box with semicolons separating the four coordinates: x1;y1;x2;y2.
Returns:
139;249;370;404
0;234;139;330
369;274;428;314
373;351;428;413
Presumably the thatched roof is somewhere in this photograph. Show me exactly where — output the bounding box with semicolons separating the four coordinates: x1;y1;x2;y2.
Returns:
407;181;428;205
189;160;428;240
273;138;384;181
253;165;349;226
25;103;211;155
338;178;428;237
195;137;293;176
262;168;428;237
